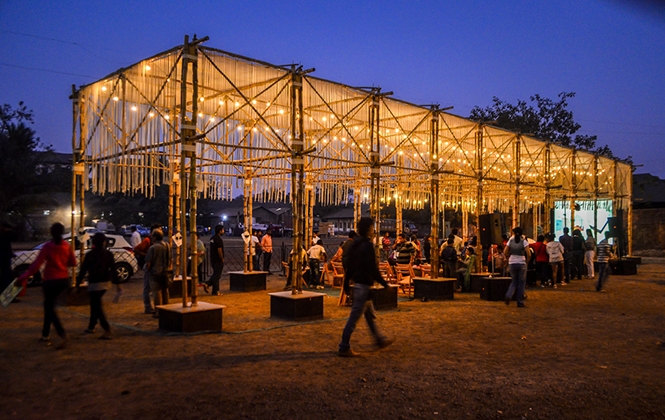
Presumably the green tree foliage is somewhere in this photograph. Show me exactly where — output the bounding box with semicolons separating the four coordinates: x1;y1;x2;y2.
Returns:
0;102;54;213
470;92;599;149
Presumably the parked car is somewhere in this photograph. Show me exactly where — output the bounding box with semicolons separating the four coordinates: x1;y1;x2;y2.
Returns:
11;234;139;287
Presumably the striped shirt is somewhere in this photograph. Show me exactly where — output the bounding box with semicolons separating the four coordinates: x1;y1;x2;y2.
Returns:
596;239;612;263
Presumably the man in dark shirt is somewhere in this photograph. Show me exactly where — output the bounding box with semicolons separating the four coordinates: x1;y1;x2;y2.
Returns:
338;218;393;357
571;229;585;280
559;227;573;284
204;225;224;295
340;230;357;270
0;222;17;294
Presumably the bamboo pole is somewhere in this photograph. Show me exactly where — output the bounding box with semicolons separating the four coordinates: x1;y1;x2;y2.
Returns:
70;86;79;285
545;142;551;233
179;35;190;306
570;150;577;230
429;110;440;277
189;40;200;306
627;167;633;255
512;136;521;229
475;125;483;259
369;95;381;261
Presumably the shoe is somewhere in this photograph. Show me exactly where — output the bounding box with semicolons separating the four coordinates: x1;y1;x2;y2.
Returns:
55;334;69;350
338;348;360;357
317;285;324;290
99;331;113;340
214;291;223;296
540;284;545;288
144;309;156;314
377;338;394;349
202;283;210;293
561;282;567;286
504;297;511;306
597;289;607;293
82;328;95;334
40;336;50;342
553;284;557;289
517;304;526;308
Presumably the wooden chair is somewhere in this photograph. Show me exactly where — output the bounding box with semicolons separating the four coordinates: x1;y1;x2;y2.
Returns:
379;262;397;284
330;262;345;289
419;263;432;278
395;263;415;295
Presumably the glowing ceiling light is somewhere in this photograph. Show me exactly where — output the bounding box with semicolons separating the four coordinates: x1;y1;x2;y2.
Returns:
149;112;155;117
252;127;257;132
279;109;285;115
209;117;214;122
112;96;119;101
165;115;170;120
252;99;257;105
219;100;224;105
266;102;271;107
199;97;205;102
235;101;240;107
322;117;327;122
198;113;203;117
131;106;137;111
101;86;107;92
145;65;151;71
237;125;243;131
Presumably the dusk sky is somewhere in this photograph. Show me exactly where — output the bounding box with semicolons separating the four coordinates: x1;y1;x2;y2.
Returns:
1;0;664;177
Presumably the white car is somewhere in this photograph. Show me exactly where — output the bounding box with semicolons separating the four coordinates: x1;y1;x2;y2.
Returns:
11;234;139;286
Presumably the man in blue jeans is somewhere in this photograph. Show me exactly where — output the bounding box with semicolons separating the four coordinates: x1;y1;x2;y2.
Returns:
338;217;394;357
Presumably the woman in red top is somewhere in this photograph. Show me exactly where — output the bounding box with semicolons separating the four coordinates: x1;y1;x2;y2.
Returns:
17;222;76;348
530;234;550;287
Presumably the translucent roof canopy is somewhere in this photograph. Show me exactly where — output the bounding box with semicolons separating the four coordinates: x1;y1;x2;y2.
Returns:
74;42;632;213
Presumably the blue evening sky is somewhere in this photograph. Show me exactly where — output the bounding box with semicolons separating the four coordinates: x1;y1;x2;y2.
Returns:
1;0;664;176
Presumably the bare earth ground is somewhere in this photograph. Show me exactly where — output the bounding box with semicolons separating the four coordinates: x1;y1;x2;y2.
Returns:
2;264;665;420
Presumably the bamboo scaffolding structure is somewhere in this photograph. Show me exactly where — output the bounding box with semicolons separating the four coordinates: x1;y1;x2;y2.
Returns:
71;36;633;269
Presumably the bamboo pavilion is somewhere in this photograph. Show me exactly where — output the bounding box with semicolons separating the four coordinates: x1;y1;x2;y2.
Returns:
70;36;632;305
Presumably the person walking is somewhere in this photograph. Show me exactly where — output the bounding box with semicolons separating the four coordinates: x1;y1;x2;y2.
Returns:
595;232;612;292
76;233;115;339
261;229;273;273
203;225;224;295
585;228;597;279
546;234;565;288
145;228;171;316
16;222;76;349
559;227;573;283
133;227;155;313
338;217;393;357
504;227;531;307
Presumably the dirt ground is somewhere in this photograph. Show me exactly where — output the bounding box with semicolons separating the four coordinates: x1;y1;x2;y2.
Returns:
2;263;665;420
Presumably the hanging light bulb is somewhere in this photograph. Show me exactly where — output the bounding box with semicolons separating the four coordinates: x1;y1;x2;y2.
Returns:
101;86;107;92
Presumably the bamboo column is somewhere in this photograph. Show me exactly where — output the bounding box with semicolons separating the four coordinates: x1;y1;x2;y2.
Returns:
570;149;577;230
395;154;403;237
627;166;633;255
429;110;440;277
178;35;191;306
593;155;599;241
243;172;253;272
290;68;305;294
512;136;521;229
369;94;381;259
475;125;484;257
544;142;551;233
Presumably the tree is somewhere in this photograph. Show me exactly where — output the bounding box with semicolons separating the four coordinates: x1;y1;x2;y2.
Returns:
0;102;54;213
470;92;598;149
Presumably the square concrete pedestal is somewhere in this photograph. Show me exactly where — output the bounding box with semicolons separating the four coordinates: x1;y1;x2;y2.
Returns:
229;271;267;292
268;290;325;321
370;284;399;310
169;276;193;299
470;273;492;293
479;276;512;301
413;277;456;300
156;301;225;332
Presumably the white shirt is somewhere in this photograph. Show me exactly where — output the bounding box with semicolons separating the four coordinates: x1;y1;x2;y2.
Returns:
130;231;142;248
